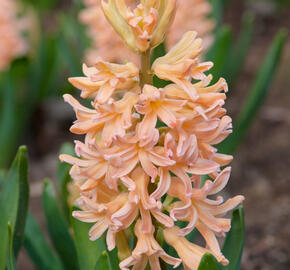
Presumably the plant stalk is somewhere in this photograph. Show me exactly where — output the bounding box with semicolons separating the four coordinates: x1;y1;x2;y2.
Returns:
140;49;153;87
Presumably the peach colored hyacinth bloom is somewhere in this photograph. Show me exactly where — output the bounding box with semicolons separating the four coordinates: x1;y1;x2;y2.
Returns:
60;1;244;269
0;0;29;71
80;0;214;65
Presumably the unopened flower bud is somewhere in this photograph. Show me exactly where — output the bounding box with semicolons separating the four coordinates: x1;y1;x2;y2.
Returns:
151;0;177;48
101;0;137;52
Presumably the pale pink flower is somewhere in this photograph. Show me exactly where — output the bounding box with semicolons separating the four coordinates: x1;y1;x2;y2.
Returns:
152;31;213;101
63;92;138;146
0;0;29;70
166;167;245;239
120;219;181;270
73;184;138;250
163;76;233;169
103;128;175;180
163;130;220;196
135;84;186;137
69;167;174;250
59;140;119;190
69;60;139;104
164;226;228;269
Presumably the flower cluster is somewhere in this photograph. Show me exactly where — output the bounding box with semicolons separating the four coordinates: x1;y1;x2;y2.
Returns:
60;1;244;269
0;0;29;71
80;0;214;65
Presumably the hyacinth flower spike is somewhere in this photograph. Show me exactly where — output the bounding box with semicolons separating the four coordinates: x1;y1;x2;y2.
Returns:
60;1;244;269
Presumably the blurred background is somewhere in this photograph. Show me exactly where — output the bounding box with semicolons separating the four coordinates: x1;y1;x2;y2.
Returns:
0;0;289;269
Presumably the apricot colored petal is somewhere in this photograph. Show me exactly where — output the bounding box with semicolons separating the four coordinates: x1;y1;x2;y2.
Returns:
208;167;231;195
213;195;245;216
138;149;158;179
89;219;109;241
186;159;219;175
150;167;171;200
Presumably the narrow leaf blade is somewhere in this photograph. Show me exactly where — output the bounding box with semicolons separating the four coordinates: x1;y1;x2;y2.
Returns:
0;147;28;270
225;12;255;86
42;178;78;270
220;206;245;270
24;212;63;270
219;29;287;154
13;146;29;258
205;26;233;80
6;223;16;270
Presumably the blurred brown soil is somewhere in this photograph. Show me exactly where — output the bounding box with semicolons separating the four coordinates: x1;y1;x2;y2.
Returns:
17;1;290;269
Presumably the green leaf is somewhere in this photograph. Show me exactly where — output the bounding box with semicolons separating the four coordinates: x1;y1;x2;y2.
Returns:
42;178;78;270
0;170;6;191
71;208;106;270
94;251;112;270
205;26;233;80
57;143;75;221
219;29;287;154
7;222;16;270
0;72;17;168
107;247;120;270
219;206;245;270
24;212;63;270
198;253;219;270
0;146;29;270
13;146;29;258
225;12;255;86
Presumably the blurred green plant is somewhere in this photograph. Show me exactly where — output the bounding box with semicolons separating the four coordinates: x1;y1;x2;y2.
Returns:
0;1;88;168
219;29;287;154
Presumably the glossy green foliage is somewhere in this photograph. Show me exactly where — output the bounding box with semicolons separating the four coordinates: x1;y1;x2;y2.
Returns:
0;146;29;270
